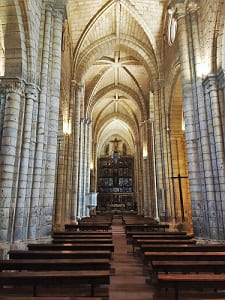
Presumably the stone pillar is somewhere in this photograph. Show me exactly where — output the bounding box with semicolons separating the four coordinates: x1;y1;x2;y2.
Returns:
13;84;39;241
85;119;92;213
41;6;64;237
203;74;225;239
71;83;82;220
82;119;88;216
174;1;203;236
153;88;167;220
77;119;85;218
28;4;53;239
147;120;157;218
0;78;25;242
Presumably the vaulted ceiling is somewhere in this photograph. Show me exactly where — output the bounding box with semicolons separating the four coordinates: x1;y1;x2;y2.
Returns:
67;0;166;155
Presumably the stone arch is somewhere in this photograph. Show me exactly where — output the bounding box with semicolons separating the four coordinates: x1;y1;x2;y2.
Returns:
96;116;136;157
2;0;27;78
73;0;157;66
87;83;146;120
94;111;138;142
75;35;158;86
168;62;192;224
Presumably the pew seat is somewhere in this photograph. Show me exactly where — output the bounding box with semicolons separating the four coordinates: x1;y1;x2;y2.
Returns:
0;259;110;271
154;273;225;300
0;270;110;297
27;243;114;252
8;250;111;260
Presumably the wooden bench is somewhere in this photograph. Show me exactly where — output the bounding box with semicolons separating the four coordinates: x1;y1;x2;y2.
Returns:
53;231;112;236
65;224;110;232
152;260;225;275
8;250;111;260
0;296;102;300
144;251;225;265
132;234;193;241
132;239;195;253
154;274;225;300
52;239;113;244
126;231;187;239
0;270;110;297
125;224;169;233
0;259;110;271
27;243;114;253
140;243;225;254
53;235;112;240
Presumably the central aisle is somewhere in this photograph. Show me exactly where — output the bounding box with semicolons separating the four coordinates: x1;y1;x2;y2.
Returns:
109;218;154;300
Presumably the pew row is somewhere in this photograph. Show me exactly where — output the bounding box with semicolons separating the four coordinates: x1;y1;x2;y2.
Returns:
8;250;111;260
0;270;110;297
0;259;110;271
154;274;225;300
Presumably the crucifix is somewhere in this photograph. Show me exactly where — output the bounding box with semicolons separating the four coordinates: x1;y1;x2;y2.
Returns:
110;137;122;152
171;139;188;222
171;173;188;222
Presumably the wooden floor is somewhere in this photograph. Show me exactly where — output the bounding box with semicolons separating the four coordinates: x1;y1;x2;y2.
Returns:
109;218;154;300
109;218;225;300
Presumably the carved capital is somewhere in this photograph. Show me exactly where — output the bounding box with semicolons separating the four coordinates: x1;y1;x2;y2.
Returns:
202;73;218;91
25;84;40;100
170;0;186;19
186;0;199;13
0;78;26;95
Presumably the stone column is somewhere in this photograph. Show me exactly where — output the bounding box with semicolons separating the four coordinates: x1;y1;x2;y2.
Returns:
41;6;64;237
153;88;167;220
71;83;82;221
28;4;53;239
77;119;85;218
81;119;88;216
147;120;157;218
0;78;25;242
203;74;225;239
174;1;203;236
13;84;39;241
85;120;92;214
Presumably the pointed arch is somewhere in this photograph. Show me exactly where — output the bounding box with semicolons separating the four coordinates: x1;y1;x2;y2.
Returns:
87;83;146;120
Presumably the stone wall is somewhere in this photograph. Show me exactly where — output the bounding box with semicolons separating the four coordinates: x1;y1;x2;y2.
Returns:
0;0;66;250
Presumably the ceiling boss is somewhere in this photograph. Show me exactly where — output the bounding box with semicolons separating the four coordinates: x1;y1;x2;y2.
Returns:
167;6;177;46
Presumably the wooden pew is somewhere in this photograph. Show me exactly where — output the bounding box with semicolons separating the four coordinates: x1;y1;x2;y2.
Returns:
53;235;112;240
65;223;110;232
27;243;114;253
132;234;193;241
154;273;225;300
140;243;225;254
52;239;113;244
152;260;225;275
0;259;110;271
124;224;169;233
144;251;225;265
0;298;103;300
53;231;112;236
8;250;111;260
131;234;194;251
133;239;195;253
126;231;187;239
0;270;110;297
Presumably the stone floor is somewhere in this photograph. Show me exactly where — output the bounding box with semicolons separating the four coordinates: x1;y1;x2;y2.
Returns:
109;218;225;300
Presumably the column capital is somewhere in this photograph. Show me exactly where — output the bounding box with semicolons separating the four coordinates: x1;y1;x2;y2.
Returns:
72;80;84;92
0;77;26;95
186;0;199;13
170;0;186;19
202;73;218;91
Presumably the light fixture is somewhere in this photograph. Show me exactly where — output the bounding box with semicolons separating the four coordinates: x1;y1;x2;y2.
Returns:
63;119;71;135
